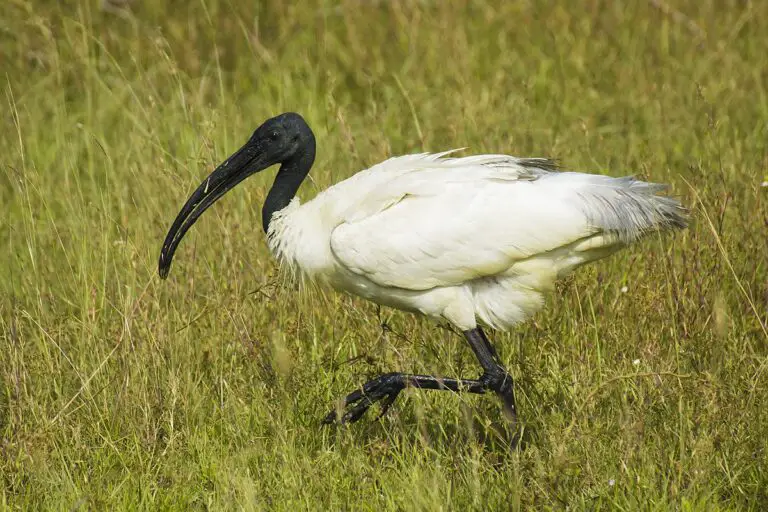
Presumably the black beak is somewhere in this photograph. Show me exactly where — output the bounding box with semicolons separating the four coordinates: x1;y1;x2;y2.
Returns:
158;141;267;279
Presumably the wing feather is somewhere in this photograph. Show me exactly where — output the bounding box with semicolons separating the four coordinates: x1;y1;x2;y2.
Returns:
329;153;685;291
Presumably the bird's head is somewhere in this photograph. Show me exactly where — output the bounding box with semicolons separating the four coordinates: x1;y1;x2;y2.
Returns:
158;112;316;279
249;112;315;163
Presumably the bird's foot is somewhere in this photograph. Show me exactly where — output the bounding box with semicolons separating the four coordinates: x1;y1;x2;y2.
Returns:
322;372;406;425
480;367;518;426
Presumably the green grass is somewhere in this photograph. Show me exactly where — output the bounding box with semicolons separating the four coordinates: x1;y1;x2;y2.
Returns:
2;0;767;509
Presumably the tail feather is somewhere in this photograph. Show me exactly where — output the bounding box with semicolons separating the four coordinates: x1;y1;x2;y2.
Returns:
568;175;688;243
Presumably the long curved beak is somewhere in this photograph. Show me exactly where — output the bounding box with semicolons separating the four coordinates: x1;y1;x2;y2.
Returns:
158;142;265;279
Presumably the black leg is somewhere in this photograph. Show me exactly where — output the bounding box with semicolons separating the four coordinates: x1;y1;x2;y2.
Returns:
322;372;487;424
323;326;518;426
463;327;517;424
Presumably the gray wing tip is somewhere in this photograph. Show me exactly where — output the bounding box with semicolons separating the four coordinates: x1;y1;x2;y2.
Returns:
516;157;560;172
660;201;690;231
580;183;689;245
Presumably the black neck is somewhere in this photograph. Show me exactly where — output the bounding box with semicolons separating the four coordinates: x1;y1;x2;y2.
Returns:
262;143;315;233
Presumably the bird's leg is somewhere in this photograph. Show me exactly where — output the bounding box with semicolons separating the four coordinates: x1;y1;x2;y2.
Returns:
463;327;517;424
322;327;517;426
322;372;487;424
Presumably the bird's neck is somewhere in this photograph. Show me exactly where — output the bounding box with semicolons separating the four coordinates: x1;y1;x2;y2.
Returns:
262;147;315;233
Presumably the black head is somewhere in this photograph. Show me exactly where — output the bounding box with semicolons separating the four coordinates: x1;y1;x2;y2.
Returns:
248;112;315;163
158;112;316;279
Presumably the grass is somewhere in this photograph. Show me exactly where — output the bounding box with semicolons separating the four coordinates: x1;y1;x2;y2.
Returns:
2;0;767;509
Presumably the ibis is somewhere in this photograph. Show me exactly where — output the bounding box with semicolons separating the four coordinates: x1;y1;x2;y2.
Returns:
158;112;686;427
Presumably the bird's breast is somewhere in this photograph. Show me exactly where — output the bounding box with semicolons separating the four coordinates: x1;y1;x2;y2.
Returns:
267;199;344;282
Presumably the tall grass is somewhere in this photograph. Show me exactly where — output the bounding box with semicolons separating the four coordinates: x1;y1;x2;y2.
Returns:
2;0;767;509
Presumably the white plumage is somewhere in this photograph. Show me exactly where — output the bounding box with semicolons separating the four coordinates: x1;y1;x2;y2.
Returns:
267;151;686;331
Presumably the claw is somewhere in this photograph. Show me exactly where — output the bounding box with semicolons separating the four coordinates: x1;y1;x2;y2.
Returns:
322;373;406;425
375;390;401;420
343;396;376;423
321;390;379;425
322;409;341;425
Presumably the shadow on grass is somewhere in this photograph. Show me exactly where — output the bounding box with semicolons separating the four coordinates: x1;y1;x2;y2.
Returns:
319;399;542;457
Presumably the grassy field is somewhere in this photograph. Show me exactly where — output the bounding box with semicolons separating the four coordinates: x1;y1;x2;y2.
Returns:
2;0;767;509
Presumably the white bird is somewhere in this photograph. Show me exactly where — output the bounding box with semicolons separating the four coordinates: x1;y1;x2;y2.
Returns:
159;112;686;428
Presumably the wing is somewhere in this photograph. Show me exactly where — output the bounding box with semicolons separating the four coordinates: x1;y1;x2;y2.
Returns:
328;153;587;290
329;155;685;291
333;152;554;222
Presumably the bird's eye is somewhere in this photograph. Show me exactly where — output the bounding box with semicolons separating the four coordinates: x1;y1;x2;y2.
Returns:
269;131;280;141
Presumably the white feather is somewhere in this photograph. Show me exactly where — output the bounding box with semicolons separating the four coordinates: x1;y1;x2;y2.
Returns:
268;152;686;331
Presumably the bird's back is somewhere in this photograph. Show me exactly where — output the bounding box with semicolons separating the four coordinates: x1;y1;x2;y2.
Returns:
273;152;687;330
330;153;685;285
